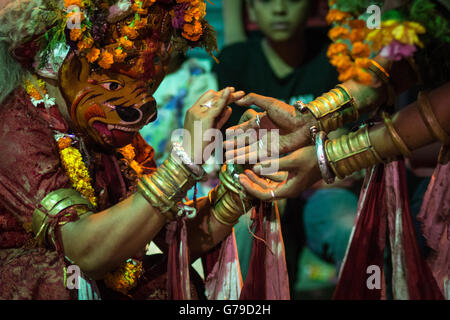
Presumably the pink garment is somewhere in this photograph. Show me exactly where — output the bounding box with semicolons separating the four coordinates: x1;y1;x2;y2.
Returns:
417;146;450;298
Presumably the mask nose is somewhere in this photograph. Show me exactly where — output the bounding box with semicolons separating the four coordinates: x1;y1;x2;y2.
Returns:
116;105;141;122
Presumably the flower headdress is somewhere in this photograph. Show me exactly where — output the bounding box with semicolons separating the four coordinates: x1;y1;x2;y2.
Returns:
325;0;449;86
3;0;217;80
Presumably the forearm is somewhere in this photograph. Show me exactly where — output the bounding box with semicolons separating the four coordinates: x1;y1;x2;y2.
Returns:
61;192;166;279
370;82;450;159
185;196;234;261
301;55;419;133
323;82;450;181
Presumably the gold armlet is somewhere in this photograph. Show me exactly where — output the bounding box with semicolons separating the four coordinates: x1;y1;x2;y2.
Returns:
295;85;359;133
32;188;93;247
382;112;413;158
367;59;396;106
417;91;450;146
137;149;205;221
325;125;384;179
209;165;253;226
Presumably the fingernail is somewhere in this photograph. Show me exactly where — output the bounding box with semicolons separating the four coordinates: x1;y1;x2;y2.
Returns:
253;165;261;173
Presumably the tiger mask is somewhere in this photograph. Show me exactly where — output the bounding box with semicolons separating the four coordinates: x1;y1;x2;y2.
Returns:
58;50;170;149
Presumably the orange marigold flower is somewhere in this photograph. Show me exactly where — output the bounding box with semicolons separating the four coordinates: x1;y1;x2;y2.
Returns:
354;57;371;69
134;17;148;29
70;27;84;41
77;37;94;51
351;42;371;58
86;47;100;63
326;42;349;58
131;2;148;15
142;0;156;8
184;2;206;23
328;26;349;41
98;50;114;69
57;136;73;150
64;0;82;8
355;69;373;85
122;25;139;40
338;66;357;82
348;28;366;43
182;21;203;42
118;37;134;50
330;54;353;72
326;9;351;25
113;48;127;63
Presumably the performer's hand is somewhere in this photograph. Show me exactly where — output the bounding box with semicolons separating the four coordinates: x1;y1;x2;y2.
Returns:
238;146;322;200
223;93;318;163
183;87;245;164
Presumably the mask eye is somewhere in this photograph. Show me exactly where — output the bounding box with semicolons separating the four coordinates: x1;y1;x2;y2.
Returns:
99;81;123;91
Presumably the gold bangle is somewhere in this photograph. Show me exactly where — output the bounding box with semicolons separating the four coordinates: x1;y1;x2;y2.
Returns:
367;59;396;106
382;112;413;158
325;125;384;179
137;151;199;221
417;91;450;145
303;85;359;133
209;165;253;226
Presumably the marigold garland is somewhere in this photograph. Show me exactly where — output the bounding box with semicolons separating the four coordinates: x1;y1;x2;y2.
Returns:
326;1;427;85
103;258;144;296
58;136;98;208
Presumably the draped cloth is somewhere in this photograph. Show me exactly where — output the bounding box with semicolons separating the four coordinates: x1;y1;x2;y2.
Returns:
203;201;290;300
333;160;445;300
416;146;450;299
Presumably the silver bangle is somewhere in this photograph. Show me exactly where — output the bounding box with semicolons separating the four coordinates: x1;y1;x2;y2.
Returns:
314;131;335;184
171;141;206;181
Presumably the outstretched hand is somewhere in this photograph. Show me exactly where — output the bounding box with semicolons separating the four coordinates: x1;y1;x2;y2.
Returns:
238;145;322;200
183;87;245;164
223;93;318;163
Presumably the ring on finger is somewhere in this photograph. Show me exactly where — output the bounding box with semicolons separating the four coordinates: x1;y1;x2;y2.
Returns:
270;190;275;200
256;114;261;127
200;99;215;109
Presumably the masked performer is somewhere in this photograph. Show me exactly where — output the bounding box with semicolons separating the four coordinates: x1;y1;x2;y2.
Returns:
0;0;262;300
225;0;449;299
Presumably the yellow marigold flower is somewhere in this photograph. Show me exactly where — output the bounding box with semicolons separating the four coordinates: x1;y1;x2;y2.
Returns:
351;42;371;58
391;21;425;47
182;20;203;42
59;146;97;207
326;42;348;58
77;36;94;51
98;50;114;69
328;26;349;41
326;9;351;25
86;47;101;63
121;25;139;40
118;37;134;50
